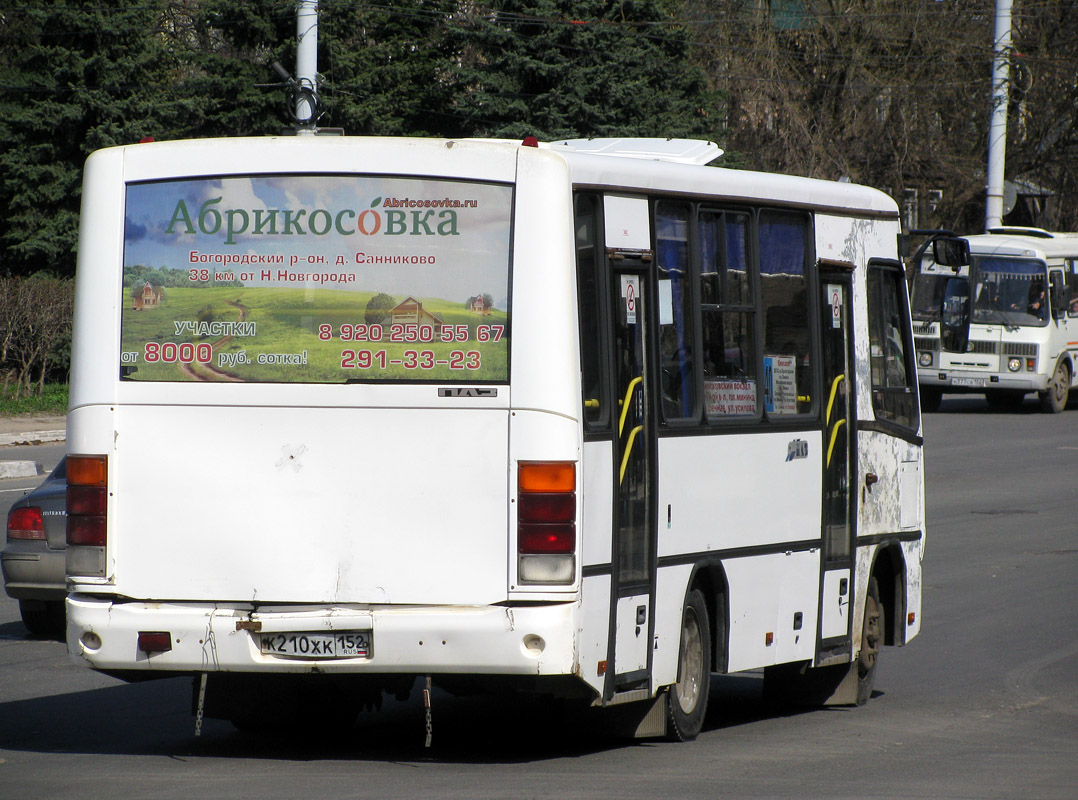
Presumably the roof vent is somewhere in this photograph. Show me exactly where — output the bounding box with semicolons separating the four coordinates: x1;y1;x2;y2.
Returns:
987;227;1054;238
549;138;723;166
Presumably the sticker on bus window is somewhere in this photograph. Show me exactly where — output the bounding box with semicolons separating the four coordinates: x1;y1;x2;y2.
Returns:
763;355;798;414
621;275;639;324
119;175;512;384
705;379;756;415
827;284;843;329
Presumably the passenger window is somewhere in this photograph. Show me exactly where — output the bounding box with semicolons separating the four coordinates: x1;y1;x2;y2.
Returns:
867;261;918;428
574;194;607;428
655;202;697;421
700;210;758;419
1067;259;1078;318
759;211;812;415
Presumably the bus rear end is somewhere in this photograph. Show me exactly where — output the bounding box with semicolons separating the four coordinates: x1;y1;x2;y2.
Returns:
65;136;587;723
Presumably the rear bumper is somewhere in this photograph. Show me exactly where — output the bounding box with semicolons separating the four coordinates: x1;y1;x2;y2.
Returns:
2;548;66;600
67;595;581;677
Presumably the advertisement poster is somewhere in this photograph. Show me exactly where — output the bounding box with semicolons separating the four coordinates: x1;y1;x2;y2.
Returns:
120;175;512;383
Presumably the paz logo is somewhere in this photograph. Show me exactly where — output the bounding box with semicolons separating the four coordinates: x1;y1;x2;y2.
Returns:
786;439;809;461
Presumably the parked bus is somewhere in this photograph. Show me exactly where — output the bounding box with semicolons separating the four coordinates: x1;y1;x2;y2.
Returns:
910;228;1078;413
65;135;924;740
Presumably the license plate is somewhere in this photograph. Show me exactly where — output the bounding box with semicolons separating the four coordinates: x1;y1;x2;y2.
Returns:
950;377;985;387
259;631;371;658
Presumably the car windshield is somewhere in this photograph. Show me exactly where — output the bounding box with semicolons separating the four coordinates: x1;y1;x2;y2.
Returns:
969;257;1047;326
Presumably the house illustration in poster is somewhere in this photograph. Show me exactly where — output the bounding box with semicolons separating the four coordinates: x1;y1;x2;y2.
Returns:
391;297;444;331
133;282;163;310
468;293;493;314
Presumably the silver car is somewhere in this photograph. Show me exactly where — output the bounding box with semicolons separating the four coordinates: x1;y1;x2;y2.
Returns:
2;458;66;635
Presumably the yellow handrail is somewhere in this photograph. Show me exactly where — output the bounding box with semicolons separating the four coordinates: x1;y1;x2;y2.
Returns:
618;376;642;435
619;425;644;484
825;374;845;425
826;418;846;467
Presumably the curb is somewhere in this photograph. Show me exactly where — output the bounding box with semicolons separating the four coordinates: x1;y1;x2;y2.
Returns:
0;460;42;479
0;429;66;447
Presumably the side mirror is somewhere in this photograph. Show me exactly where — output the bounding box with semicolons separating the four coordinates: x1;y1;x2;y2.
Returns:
940;276;971;353
932;237;970;268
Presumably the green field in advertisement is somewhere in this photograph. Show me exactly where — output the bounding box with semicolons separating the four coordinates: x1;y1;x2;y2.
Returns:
121;175;512;383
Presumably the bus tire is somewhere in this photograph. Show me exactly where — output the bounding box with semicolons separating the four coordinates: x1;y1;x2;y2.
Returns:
1038;359;1070;413
856;577;882;706
919;386;942;413
665;588;710;741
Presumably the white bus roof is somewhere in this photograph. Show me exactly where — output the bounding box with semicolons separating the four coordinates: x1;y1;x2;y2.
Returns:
964;229;1078;260
100;135;899;220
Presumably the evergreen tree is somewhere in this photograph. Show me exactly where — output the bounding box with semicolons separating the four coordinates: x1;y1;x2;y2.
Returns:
441;0;722;141
0;1;185;277
169;0;298;137
315;0;459;136
0;0;724;279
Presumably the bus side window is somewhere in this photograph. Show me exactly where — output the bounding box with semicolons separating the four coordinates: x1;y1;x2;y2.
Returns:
655;201;698;422
575;193;607;428
1067;259;1078;318
758;210;813;415
700;210;758;420
867;261;918;429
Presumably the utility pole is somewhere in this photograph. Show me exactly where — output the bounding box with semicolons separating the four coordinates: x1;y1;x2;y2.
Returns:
294;0;319;128
985;0;1013;230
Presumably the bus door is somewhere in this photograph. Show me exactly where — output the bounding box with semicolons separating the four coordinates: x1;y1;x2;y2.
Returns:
817;269;856;662
603;195;658;695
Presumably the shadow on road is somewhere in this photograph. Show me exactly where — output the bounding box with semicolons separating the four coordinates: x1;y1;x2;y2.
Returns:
0;670;841;764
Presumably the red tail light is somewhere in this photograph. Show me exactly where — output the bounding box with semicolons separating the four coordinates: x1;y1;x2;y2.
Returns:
67;515;106;546
518;524;575;553
7;507;45;541
517;492;575;523
67;486;106;516
67;455;108;549
517;462;576;584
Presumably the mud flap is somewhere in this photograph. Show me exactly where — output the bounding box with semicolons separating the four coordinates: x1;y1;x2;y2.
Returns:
600;694;668;739
763;660;859;707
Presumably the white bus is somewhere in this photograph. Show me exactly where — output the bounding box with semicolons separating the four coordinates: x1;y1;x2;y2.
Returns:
65;135;924;740
911;228;1078;413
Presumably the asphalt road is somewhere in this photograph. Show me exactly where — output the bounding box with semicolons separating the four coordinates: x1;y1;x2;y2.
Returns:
1;398;1076;799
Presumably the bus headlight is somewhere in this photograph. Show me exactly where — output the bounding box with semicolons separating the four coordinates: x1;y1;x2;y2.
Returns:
1007;357;1022;372
918;351;933;367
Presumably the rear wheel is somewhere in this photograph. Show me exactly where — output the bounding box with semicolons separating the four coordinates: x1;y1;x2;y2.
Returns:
665;588;710;741
856;577;882;706
1039;359;1070;413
